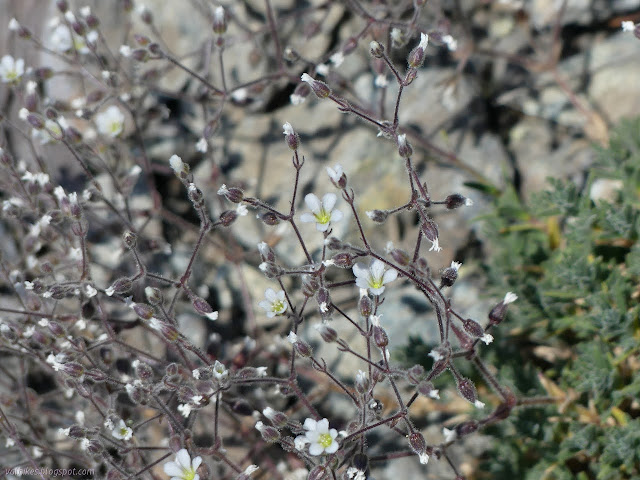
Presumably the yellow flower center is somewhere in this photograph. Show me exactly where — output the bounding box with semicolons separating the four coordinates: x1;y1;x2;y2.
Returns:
318;432;333;449
109;121;121;135
369;277;383;289
271;300;284;313
119;427;129;437
314;208;331;224
183;468;196;480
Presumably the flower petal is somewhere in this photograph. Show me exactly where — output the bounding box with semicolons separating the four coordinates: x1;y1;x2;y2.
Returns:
316;418;330;433
300;213;316;223
316;222;330;232
309;443;324;456
304;193;321;213
352;263;369;279
355;278;370;290
370;260;385;280
192;456;202;470
382;268;398;284
325;441;339;454
176;449;192;468
303;418;317;431
163;462;184;477
322;193;337;212
369;286;386;295
330;209;343;222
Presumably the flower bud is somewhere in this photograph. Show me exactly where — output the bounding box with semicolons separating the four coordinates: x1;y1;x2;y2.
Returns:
445;193;473;209
397;133;413;158
293;340;312;358
408;431;427;455
56;0;68;12
145;287;163;305
301;275;319;297
259;261;283;279
27;113;45;130
263;406;288;428
133;303;154;320
308;466;328;480
417;381;438;398
63;362;85;377
315;323;338;343
389;248;410;266
404;67;418;85
48;321;66;337
212;6;227;34
355;370;369;394
122;231;137;249
138;5;153;24
462;318;485;338
219;210;238;226
191;294;217;319
440;265;458;287
456;420;478;436
366;209;388;223
456;377;478;405
489;292;517;325
187;184;204;208
231;399;254;416
330;252;353;268
407;33;429;68
282;122;299;150
359;295;373;318
372;325;388;348
370;41;384;58
106;277;132;296
300;73;331;99
259;211;280;226
407;365;425;385
135;361;153;380
255;421;280;442
224;187;244;203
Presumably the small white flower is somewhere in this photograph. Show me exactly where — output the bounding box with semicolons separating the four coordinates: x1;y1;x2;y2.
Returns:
177;403;193;418
95;105;125;138
450;261;462;272
6;437;15;447
352;259;397;295
319;302;328;313
419;452;429;465
46;353;64;371
119;45;132;57
236;204;248;216
330;51;344;67
295;418;339;456
191;395;203;405
316;63;329;76
243;465;259;476
429;388;440;399
326;164;343;184
390;28;404;46
8;18;20;31
418;32;429;50
374;74;388;88
622;21;636;32
503;292;518;304
111;419;133;441
480;333;493;345
346;467;366;480
85;284;97;298
255;366;268;377
231;88;248;102
369;314;382;327
465;197;473;206
212;360;228;381
301;73;314;85
294;435;309;451
80;6;92;17
474;400;485;409
300;193;343;232
282;122;294;136
290;93;305;105
428;349;443;362
170;155;184;174
192;369;201;380
286;331;298;344
195;137;208;153
442;34;457;51
429;237;442;252
258;288;288;317
0;55;25;83
163;449;202;480
32;446;43;458
443;427;457;442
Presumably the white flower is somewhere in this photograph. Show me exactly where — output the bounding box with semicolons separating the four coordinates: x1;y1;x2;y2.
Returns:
319;302;328;313
242;465;259;476
95;105;125;138
119;45;132;57
282;122;294;136
46;353;64;371
195;137;208;153
442;34;457;51
32;446;43;458
352;259;397;295
622;21;636;32
286;331;298;344
259;288;287;317
504;292;518;304
177;404;193;418
49;23;96;54
428;349;443;362
330;51;344;67
480;333;493;345
231;88;248;102
443;427;457;442
111;419;133;441
419;452;429;465
80;6;92;17
326;164;343;184
255;366;268;377
163;449;202;480
450;261;462;272
316;63;329;76
300;193;343;232
8;18;20;31
429;388;440;399
418;32;429;50
374;74;388;88
212;360;228;381
236;204;248;216
0;55;25;83
390;28;404;46
290;93;305;105
346;467;366;480
474;400;485;409
429;237;442;252
295;418;339;456
170;155;185;174
192;369;201;380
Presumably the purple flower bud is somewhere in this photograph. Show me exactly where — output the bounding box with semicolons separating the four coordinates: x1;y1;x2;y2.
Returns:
445;193;472;209
301;275;320;297
259;211;280;226
489;292;517;325
212;6;227;34
56;0;68;12
407;365;425;385
282;122;300;150
301;73;331;99
131;48;149;62
263;406;288;428
366;209;388;223
315;323;338;343
370;41;384;58
372;325;389;348
397;134;413;158
359;295;373;318
462;318;485;338
456;377;478;404
63;362;85;377
331;252;353;267
133;303;154;320
27;113;45;129
191;294;216;317
407;33;429;68
408;431;427;455
231;399;254;416
219;210;238;226
145;287;163;305
389;248;410;266
455;420;478;436
293;340;312;358
122;231;137;249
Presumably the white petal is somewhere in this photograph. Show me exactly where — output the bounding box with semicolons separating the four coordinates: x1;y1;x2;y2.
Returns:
316;418;330;433
325;441;339;454
370;260;386;280
303;418;317;431
316;222;330;232
192;456;202;470
308;443;324;456
264;288;277;301
300;213;316;223
321;193;337;212
331;209;343;222
382;268;398;284
352;263;369;279
176;449;192;468
304;193;321;213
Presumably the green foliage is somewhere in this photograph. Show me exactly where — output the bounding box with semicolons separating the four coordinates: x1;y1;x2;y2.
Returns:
479;117;640;478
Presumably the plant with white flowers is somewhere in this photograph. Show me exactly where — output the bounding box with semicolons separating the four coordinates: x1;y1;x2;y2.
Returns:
352;259;398;295
259;288;288;317
95;105;125;138
295;418;340;456
300;193;343;232
0;55;24;83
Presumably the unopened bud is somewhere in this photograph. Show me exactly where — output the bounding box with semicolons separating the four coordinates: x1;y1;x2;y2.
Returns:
145;287;163;305
462;318;485;338
456;420;478;436
259;261;283;279
191;294;217;319
308;465;328;480
263;406;288;428
366;209;388;223
213;6;227;34
63;362;85;377
408;431;427;455
407;365;425;385
293;340;312;357
301;275;319;296
314;323;338;343
255;422;280;442
456;377;478;405
300;73;331;99
106;277;132;296
331;252;353;267
282;122;299;150
355;370;370;394
370;41;384;58
372;325;389;348
359;295;373;318
133;303;154;320
219;210;238;226
257;242;275;262
397;134;413;158
407;33;429;68
489;292;517;325
259;211;280;226
122;231;137;249
390;248;410;266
